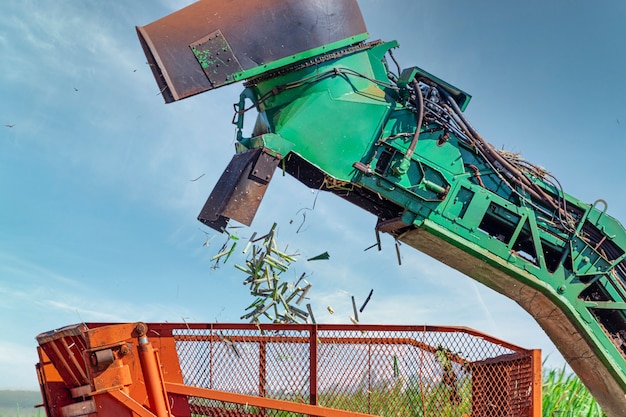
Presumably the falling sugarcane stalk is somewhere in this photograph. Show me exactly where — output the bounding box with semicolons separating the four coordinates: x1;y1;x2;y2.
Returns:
211;233;239;266
306;304;316;324
296;284;312;305
242;232;257;254
363;242;378;251
278;292;290;312
235;263;253;275
221;222;320;324
241;308;261;320
359;289;374;313
211;248;232;261
294;272;306;288
252;275;275;285
351;295;359;322
245;297;264;311
271;249;298;263
263;255;289;271
254;301;276;320
219;334;240;358
289;304;309;318
263;223;278;248
284;287;301;304
395;240;402;266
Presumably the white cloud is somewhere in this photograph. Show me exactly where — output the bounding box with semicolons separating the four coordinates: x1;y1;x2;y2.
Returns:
0;341;39;390
0;251;83;287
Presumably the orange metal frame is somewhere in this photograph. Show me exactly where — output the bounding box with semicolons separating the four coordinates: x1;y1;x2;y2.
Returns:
36;322;542;417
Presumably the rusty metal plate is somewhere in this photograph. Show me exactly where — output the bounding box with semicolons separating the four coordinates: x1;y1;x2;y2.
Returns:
198;148;280;230
190;30;242;89
136;0;367;102
249;151;278;184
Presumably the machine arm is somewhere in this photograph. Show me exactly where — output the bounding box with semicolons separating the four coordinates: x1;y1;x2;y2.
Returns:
137;2;626;415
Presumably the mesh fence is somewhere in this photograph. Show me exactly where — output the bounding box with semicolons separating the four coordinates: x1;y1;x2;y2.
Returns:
171;324;539;417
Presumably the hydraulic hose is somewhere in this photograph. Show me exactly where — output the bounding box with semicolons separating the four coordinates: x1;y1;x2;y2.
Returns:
406;79;425;159
395;79;424;175
439;87;562;214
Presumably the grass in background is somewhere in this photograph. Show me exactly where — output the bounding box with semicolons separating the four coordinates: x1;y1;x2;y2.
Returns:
0;410;41;417
543;367;605;417
0;368;608;417
0;390;42;417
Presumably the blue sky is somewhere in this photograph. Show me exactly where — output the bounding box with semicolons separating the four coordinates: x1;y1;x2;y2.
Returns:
1;0;625;390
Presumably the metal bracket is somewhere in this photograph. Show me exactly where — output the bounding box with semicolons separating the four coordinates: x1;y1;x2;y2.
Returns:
190;30;243;88
198;148;280;230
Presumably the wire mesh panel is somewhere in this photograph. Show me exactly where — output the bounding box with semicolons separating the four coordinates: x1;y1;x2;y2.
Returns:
170;323;540;417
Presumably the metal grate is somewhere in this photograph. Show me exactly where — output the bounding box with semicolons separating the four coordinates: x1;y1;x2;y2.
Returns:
172;324;540;417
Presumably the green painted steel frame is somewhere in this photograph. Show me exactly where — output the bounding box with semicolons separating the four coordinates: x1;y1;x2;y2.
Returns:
233;33;370;82
228;37;626;415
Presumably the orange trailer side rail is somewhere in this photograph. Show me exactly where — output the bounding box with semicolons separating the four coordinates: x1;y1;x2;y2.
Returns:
36;322;541;417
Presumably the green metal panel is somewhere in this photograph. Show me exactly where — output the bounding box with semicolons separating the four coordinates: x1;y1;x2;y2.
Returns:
238;43;395;182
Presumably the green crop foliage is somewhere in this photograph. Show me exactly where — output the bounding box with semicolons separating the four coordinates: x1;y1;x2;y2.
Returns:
315;375;472;417
0;390;42;417
3;369;606;417
0;409;41;417
543;367;606;417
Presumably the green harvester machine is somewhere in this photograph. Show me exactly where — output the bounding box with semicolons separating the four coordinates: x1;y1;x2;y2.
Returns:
136;1;626;415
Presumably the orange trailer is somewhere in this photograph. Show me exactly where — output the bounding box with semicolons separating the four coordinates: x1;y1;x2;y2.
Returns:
36;322;541;417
